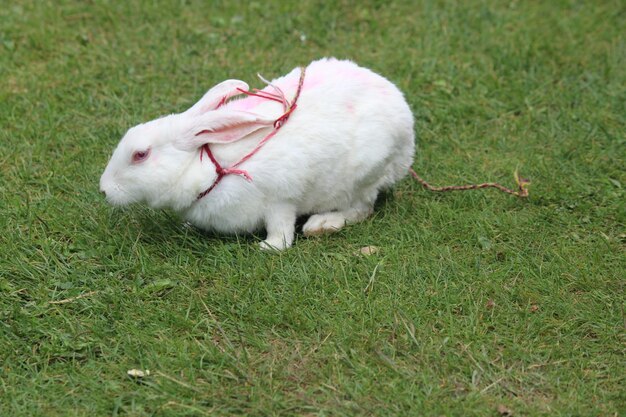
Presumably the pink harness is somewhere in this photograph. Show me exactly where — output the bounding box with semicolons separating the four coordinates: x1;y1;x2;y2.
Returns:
196;68;306;200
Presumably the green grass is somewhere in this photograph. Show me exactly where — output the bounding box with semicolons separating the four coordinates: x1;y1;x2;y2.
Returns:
1;1;624;416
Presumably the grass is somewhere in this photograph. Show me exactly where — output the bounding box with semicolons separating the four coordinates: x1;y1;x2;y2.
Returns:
0;0;624;416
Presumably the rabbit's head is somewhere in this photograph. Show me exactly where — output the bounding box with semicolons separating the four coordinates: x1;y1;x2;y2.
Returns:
100;79;274;210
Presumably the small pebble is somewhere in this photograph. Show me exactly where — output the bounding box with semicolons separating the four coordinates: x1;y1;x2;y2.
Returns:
127;369;150;378
356;246;380;256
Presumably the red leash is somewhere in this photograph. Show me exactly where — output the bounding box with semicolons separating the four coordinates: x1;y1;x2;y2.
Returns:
197;67;306;200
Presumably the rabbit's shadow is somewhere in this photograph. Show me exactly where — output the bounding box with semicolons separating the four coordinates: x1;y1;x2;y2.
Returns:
129;189;398;249
374;189;396;211
133;210;257;249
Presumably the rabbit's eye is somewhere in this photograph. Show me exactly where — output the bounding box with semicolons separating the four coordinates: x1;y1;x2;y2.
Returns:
132;149;150;164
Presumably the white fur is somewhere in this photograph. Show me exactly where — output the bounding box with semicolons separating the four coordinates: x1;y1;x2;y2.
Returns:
100;58;415;250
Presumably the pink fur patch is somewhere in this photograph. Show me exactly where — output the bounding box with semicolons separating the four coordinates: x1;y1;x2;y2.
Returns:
225;69;322;112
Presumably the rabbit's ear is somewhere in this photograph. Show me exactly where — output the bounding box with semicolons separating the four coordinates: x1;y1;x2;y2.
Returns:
176;110;274;151
185;80;250;115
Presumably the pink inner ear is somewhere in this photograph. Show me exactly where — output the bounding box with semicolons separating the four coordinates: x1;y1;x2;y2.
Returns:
188;80;250;116
198;91;242;113
195;120;272;144
215;95;228;109
197;99;222;114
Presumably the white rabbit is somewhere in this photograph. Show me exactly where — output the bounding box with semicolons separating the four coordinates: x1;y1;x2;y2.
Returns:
100;58;415;250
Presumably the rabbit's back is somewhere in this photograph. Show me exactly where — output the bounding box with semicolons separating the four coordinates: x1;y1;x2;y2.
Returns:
186;59;415;232
255;59;415;212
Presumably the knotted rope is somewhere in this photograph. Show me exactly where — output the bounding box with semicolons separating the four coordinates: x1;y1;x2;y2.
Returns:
410;168;530;198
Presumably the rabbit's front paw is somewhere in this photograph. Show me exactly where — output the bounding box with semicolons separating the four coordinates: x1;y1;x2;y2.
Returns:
262;204;296;251
259;238;289;251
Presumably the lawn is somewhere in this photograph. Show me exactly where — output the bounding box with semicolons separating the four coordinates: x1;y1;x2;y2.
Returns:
1;1;624;416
